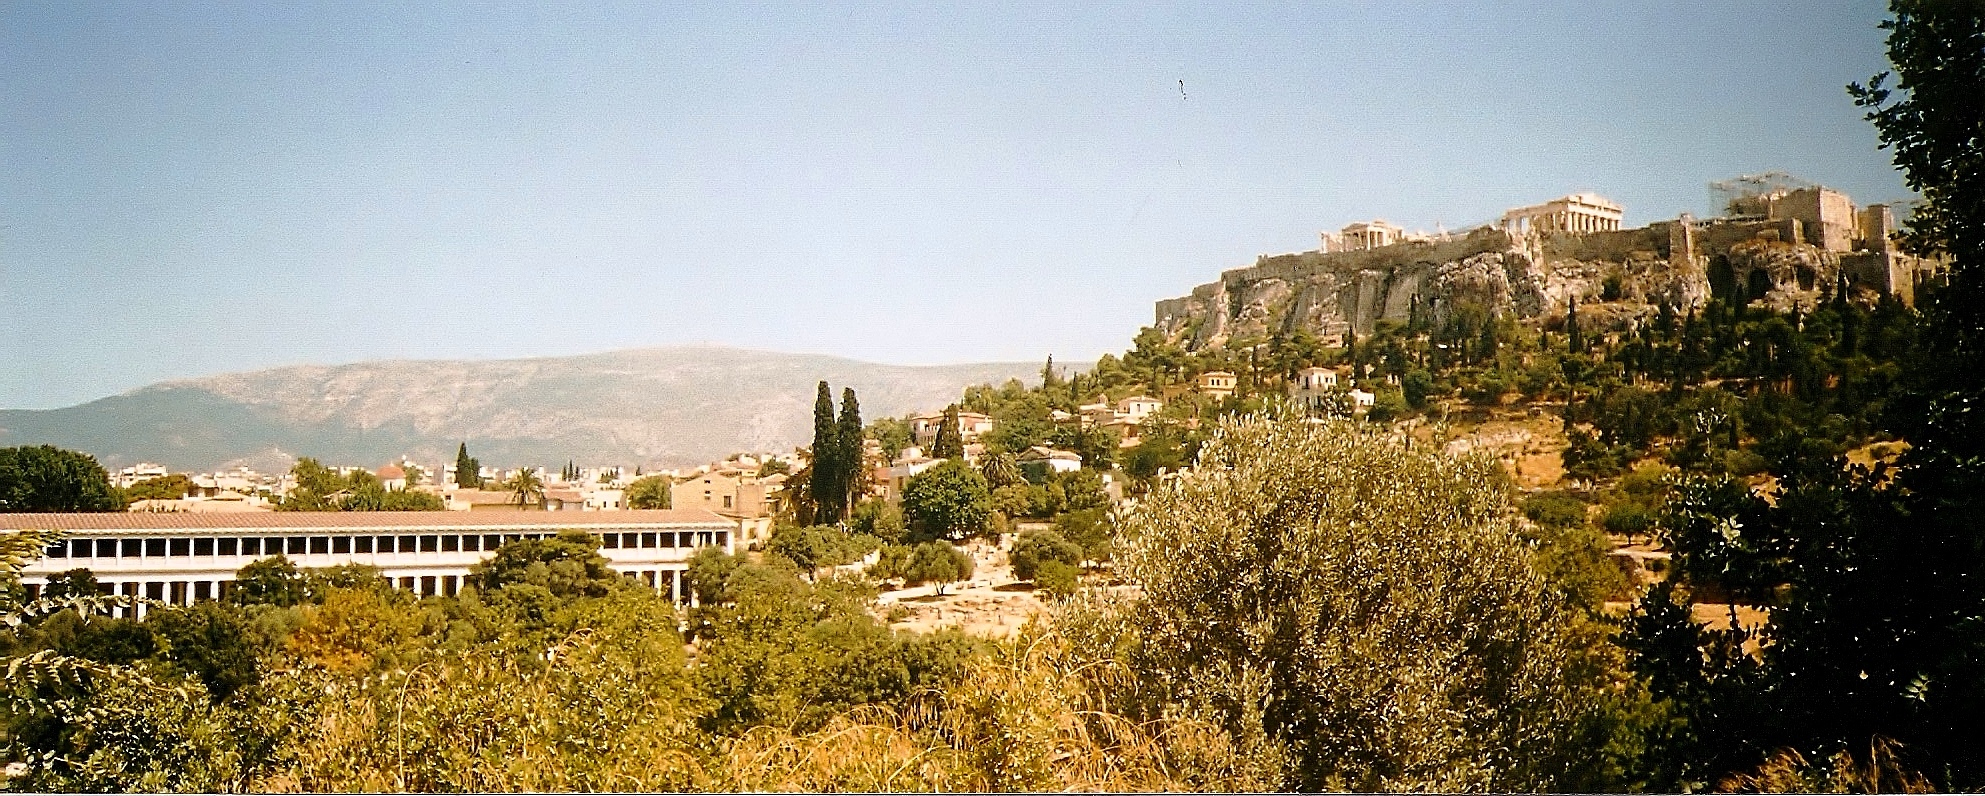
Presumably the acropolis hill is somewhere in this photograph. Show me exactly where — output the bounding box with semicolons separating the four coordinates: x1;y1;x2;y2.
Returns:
1154;177;1943;352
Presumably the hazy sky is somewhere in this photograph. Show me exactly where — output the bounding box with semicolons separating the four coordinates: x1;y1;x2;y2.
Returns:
3;1;1910;409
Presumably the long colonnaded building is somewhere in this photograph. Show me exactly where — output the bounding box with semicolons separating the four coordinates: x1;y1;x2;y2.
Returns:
7;509;734;616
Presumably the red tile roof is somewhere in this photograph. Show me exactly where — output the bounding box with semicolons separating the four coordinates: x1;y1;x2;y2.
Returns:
0;509;730;532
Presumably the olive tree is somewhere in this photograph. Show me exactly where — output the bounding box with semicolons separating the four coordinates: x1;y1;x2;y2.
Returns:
1111;416;1617;792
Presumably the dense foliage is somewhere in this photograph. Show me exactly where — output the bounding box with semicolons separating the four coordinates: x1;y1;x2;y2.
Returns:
0;446;121;513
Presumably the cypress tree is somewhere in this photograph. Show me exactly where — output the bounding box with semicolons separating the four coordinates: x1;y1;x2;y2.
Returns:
1567;296;1585;353
810;381;840;522
455;443;480;489
930;404;965;460
835;386;864;520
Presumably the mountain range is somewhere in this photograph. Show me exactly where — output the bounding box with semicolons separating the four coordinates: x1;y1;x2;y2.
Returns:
0;346;1047;473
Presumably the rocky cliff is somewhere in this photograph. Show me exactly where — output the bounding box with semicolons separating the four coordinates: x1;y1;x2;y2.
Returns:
1150;218;1893;351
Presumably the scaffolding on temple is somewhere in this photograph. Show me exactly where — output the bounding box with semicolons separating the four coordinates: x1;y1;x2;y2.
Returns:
1709;172;1817;217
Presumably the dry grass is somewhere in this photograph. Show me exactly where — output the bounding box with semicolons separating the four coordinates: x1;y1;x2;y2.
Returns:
1718;738;1934;794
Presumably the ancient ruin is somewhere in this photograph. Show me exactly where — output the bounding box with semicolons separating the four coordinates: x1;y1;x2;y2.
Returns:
1154;180;1944;352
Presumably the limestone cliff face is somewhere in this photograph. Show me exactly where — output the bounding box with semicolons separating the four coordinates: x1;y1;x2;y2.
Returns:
1154;225;1728;349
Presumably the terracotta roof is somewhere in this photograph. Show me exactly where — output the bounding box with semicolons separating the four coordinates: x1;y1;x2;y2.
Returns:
377;464;406;480
0;509;730;532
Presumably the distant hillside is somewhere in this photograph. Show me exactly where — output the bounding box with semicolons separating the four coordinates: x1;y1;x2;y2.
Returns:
0;346;1046;472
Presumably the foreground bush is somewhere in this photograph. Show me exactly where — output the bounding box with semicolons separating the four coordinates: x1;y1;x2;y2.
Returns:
1101;415;1632;791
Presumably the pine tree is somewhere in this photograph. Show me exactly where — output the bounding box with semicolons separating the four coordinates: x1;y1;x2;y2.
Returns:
809;381;841;523
454;443;480;489
835;386;864;520
929;404;965;460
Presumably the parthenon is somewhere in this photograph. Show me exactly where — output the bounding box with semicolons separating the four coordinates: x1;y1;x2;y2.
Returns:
1499;192;1625;234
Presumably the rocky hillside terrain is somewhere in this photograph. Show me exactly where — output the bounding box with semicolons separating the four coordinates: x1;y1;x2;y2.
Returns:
1151;219;1905;351
0;346;1044;472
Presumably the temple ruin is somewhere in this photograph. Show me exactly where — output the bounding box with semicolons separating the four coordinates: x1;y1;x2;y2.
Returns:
1154;180;1945;353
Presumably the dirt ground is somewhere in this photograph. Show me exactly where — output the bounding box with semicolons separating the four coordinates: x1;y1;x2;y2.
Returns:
872;536;1050;638
1421;407;1571;489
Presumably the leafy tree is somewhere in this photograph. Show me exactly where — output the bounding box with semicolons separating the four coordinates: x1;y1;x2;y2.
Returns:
1108;416;1628;791
1520;492;1588;530
904;542;974;595
465;530;624;600
337;483;446;511
768;524;848;579
1122;433;1187;484
1046;424;1116;471
287;582;421;674
848;498;906;544
230;556;312;607
1052;507;1115;562
928;404;966;460
124;474;193;501
1045;468;1111;515
41;568;101;600
0;445;122;512
455;442;481;488
1008;529;1081;582
149;601;265;699
625;475;673;509
867;416;914;461
683;546;742;604
1032;560;1081;599
901;459;993;542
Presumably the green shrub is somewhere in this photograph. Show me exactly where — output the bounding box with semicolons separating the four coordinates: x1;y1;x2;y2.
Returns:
1009;530;1082;582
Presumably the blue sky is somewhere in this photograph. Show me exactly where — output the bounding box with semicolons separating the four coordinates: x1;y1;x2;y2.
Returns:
2;1;1908;409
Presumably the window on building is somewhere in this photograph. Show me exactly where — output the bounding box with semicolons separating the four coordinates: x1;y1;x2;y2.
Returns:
722;495;733;509
442;575;459;596
287;537;307;555
716;531;728;547
71;540;91;558
168;538;189;557
333;536;351;554
194;581;213;601
355;536;373;554
100;539;119;558
602;533;620;549
219;537;238;556
309;537;329;555
641;532;657;548
461;534;479;552
484;534;502;550
419;535;438;553
144;539;166;557
241;537;260;556
419;576;437;595
195;538;215;556
398;535;416;552
45;542;66;558
441;535;459;552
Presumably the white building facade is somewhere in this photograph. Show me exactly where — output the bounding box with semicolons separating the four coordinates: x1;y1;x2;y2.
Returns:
10;509;734;615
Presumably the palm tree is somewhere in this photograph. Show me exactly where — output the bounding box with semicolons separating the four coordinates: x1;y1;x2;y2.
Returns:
503;468;546;510
980;452;1025;488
